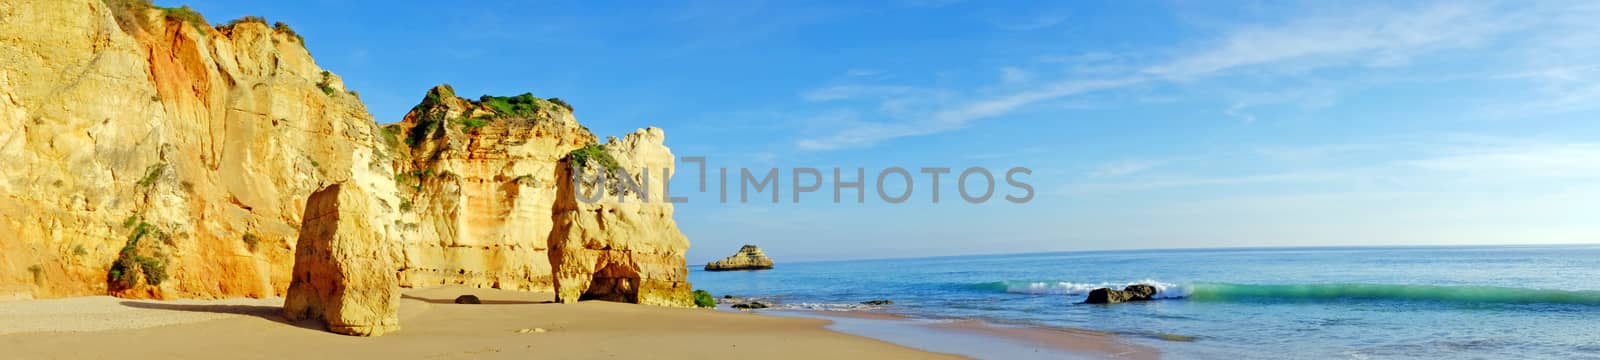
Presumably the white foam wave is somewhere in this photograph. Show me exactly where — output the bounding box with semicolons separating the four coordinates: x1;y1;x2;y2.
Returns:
772;302;876;311
1002;279;1190;299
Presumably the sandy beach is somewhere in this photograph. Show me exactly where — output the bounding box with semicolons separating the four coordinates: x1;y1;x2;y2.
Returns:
0;287;1152;359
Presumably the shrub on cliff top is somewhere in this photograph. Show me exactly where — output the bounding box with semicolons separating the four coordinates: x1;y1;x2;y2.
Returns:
222;16;267;28
693;290;716;308
549;97;574;113
272;21;304;43
566;144;619;172
479;93;543;118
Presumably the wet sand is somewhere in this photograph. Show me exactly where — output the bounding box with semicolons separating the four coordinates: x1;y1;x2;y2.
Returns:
0;287;1151;359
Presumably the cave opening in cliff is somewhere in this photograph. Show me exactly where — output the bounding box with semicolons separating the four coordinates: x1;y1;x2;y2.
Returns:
580;262;640;303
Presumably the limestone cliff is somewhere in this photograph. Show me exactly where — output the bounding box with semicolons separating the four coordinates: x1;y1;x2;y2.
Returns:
0;0;398;300
549;128;694;307
387;87;694;307
0;0;691;305
386;86;593;292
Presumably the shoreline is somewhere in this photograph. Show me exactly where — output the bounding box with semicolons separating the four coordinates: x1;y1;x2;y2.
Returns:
0;287;1154;359
764;309;1158;360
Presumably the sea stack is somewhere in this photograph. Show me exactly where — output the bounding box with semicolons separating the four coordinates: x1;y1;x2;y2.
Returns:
282;183;402;336
705;245;775;271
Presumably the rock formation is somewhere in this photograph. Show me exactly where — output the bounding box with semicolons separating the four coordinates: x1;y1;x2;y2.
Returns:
1084;284;1160;304
384;85;592;292
705;245;775;271
548;128;695;307
282;183;401;336
0;0;397;300
0;0;697;308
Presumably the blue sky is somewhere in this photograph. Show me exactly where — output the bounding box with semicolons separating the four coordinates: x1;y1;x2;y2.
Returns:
165;1;1600;262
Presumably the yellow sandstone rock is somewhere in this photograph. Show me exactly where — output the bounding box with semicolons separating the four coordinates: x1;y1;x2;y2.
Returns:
282;183;401;336
0;0;695;313
0;0;394;300
549;128;695;307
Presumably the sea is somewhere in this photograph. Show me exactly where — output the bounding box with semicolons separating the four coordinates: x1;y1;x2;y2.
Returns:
688;245;1600;359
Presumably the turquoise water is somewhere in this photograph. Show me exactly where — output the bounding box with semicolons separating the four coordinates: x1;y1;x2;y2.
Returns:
688;245;1600;359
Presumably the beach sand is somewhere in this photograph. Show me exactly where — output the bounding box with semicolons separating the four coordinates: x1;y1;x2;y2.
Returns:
0;287;1150;359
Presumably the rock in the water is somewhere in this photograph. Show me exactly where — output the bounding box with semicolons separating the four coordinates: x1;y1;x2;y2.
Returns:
861;300;894;306
454;295;482;304
1084;284;1161;304
705;245;775;271
282;183;401;336
1123;284;1158;299
731;302;770;310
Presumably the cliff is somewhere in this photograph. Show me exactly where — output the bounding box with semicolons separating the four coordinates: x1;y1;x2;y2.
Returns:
0;0;398;299
0;0;691;306
549;128;694;307
385;85;590;292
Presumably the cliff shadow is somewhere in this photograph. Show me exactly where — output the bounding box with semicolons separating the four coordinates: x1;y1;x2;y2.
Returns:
400;293;550;305
116;301;326;332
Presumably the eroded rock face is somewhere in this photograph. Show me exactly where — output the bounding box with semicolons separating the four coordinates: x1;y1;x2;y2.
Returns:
386;86;593;292
0;1;695;308
0;0;396;300
1085;284;1160;304
549;128;694;307
282;183;401;336
705;245;775;271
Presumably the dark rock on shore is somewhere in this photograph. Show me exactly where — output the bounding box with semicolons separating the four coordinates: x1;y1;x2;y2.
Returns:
1084;284;1159;304
731;302;770;310
454;295;482;304
861;300;894;306
705;245;775;271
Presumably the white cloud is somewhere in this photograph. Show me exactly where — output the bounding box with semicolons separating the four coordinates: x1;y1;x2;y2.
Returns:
800;85;921;102
1000;67;1030;84
1143;3;1504;79
1089;159;1171;177
794;2;1523;150
796;77;1140;150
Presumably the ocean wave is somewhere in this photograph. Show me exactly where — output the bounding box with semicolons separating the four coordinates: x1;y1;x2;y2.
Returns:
772;302;877;311
980;280;1189;299
978;280;1600;305
1187;283;1600;305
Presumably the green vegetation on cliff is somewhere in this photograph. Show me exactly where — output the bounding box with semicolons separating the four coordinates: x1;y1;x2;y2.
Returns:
566;144;619;171
106;0;304;43
108;221;168;288
480;93;543;118
105;0;207;34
